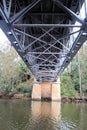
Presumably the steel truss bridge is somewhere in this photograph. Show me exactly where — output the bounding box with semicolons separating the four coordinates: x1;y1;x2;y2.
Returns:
0;0;87;82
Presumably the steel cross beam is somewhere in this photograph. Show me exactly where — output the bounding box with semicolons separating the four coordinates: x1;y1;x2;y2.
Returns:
14;28;48;46
10;0;41;23
15;28;59;62
15;26;64;63
41;27;69;51
53;0;83;24
24;27;54;50
2;0;12;18
0;5;9;23
34;35;68;60
85;0;87;19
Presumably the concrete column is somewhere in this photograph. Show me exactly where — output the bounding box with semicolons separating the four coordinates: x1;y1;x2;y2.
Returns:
51;83;61;101
32;83;41;100
41;82;51;99
32;79;61;101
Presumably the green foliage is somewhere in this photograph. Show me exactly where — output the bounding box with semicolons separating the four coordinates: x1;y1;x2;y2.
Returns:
18;61;32;82
61;72;77;97
0;45;33;96
0;46;20;90
71;61;80;91
16;83;32;96
61;44;87;96
61;87;77;97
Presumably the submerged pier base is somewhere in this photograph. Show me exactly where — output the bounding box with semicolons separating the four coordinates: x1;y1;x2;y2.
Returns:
32;79;61;101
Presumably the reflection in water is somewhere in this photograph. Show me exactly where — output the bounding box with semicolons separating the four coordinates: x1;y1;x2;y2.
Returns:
32;101;61;130
32;101;61;117
0;100;87;130
61;103;87;130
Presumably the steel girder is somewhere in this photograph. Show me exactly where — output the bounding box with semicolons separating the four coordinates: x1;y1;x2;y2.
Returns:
0;0;87;82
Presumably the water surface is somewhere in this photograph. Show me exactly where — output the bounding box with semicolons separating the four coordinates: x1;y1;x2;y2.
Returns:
0;99;87;130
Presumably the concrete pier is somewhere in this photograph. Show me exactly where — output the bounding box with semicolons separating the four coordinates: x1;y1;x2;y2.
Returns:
32;79;61;101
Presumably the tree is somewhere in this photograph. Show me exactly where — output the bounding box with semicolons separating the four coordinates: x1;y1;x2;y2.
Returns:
18;61;31;82
61;71;77;97
0;45;20;92
61;41;87;97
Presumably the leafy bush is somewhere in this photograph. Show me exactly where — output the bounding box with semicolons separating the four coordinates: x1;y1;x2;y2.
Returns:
16;83;32;96
61;72;77;97
61;86;77;97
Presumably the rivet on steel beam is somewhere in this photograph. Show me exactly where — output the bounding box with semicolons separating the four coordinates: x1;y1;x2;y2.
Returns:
13;41;17;44
72;50;74;53
8;31;12;35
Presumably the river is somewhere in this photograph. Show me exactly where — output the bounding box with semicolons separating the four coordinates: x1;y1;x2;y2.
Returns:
0;99;87;130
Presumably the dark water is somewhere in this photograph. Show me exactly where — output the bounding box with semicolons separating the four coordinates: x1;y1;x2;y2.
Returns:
0;100;87;130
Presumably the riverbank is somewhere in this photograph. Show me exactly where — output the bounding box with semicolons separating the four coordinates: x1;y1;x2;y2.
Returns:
62;96;87;103
0;93;87;103
0;93;31;100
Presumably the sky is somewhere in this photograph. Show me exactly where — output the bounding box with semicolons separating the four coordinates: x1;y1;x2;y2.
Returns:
0;29;9;43
0;29;10;51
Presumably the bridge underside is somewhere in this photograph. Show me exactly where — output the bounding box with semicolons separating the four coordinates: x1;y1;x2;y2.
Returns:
0;0;87;83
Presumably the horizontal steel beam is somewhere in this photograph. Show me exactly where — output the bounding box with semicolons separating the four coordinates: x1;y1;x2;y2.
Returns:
36;70;56;73
27;13;66;16
14;24;81;27
31;63;59;67
27;52;66;55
